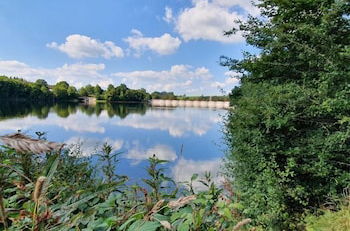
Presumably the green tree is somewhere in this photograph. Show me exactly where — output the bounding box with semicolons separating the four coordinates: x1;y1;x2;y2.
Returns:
115;84;128;101
84;84;95;96
224;0;350;229
67;86;78;98
103;84;117;101
78;87;89;97
94;85;103;99
0;76;53;101
52;81;69;100
55;81;69;89
35;79;49;88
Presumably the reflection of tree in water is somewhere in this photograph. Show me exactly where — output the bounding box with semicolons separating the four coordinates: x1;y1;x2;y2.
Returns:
52;103;78;118
0;101;53;120
0;102;148;120
104;103;147;119
79;103;147;119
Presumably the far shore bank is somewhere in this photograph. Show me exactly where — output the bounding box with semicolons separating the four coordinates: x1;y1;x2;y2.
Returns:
0;97;231;109
150;99;230;109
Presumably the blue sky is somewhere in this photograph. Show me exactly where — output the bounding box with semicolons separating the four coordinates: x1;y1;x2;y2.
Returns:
0;0;259;95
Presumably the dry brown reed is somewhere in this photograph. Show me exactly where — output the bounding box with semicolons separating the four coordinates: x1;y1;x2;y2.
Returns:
33;176;47;204
159;220;172;230
0;194;7;228
168;195;196;209
233;218;252;231
0;133;63;153
145;199;165;221
150;199;165;215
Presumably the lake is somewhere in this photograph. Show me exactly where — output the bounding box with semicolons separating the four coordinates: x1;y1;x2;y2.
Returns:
0;102;227;187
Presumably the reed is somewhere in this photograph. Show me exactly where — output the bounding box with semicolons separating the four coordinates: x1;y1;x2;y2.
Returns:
233;218;252;231
0;133;63;154
168;195;197;209
0;193;7;229
33;176;47;204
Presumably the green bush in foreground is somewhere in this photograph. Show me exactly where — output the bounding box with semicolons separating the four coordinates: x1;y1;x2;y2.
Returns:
0;143;251;231
223;0;350;229
0;138;348;230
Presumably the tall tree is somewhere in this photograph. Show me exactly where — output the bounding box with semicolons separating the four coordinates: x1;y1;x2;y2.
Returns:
52;81;70;100
224;0;349;229
94;85;103;99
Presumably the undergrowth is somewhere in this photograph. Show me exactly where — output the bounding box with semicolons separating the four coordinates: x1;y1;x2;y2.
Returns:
0;140;348;230
0;142;251;231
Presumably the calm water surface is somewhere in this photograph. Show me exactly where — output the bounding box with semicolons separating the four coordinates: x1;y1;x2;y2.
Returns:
0;102;226;186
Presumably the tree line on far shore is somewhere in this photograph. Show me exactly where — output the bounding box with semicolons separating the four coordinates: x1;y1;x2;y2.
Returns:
0;76;150;102
0;76;228;102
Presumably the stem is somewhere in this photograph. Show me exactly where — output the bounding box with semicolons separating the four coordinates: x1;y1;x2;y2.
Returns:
0;191;8;229
0;163;33;183
32;202;39;231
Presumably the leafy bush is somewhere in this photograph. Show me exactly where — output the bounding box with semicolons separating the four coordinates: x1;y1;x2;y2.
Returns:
0;142;252;231
223;0;350;229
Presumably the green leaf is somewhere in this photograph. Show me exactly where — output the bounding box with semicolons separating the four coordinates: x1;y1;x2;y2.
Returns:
191;174;199;182
127;221;160;231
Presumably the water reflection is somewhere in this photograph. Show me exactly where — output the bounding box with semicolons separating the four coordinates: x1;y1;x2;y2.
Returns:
0;101;147;120
0;101;53;120
172;158;224;190
114;108;222;137
65;136;124;157
125;143;177;165
0;102;226;188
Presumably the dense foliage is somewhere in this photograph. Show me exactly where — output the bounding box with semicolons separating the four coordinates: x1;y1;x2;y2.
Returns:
102;84;150;102
52;81;78;101
0;76;150;102
78;83;151;102
224;0;350;229
0;140;254;231
0;77;53;101
0;76;229;103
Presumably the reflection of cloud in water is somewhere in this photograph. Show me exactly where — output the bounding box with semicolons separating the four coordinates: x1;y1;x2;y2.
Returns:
115;108;223;137
125;144;177;165
0;107;224;138
172;157;224;191
0;112;108;134
65;136;124;157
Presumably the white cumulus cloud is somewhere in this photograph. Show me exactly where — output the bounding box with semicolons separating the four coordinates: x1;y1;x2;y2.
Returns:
47;34;124;59
172;0;259;43
211;71;241;89
0;60;113;88
0;60;239;95
112;65;238;95
125;29;181;56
